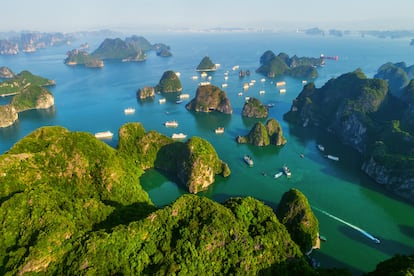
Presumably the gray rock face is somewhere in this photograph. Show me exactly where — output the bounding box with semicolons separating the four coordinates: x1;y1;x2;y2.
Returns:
0;105;18;128
0;67;15;78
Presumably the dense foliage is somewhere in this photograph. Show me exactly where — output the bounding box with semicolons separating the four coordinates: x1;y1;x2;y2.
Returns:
11;85;53;111
155;70;183;93
242;97;269;118
91;37;146;61
366;254;414;275
374;62;414;96
276;189;319;253
0;70;54;95
256;50;322;78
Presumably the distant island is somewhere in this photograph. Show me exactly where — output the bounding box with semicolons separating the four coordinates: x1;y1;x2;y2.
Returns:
284;67;414;204
196;56;217;71
256;50;323;79
64;35;172;67
0;69;55;127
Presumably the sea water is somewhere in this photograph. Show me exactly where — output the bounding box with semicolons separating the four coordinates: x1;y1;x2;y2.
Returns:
1;32;414;274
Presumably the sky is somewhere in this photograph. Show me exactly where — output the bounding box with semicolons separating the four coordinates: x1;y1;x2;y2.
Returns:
1;0;414;32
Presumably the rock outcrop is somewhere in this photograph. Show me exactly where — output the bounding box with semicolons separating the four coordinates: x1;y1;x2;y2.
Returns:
137;86;155;100
185;84;232;114
196;56;216;71
241;97;268;118
236;118;286;146
276;188;319;254
11;86;54;112
0;105;18;128
0;66;15;78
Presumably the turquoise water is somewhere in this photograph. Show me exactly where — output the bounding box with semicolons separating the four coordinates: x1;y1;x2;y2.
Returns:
1;32;414;274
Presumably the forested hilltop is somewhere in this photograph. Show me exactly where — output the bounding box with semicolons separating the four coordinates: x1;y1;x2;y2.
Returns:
284;67;414;204
0;124;331;275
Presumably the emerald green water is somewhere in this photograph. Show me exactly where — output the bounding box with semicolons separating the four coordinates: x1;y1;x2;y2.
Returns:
1;33;414;274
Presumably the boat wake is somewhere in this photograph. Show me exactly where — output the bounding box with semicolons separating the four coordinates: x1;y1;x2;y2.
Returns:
312;206;380;244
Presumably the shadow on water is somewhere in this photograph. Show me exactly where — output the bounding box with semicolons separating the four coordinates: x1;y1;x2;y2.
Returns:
338;225;414;256
189;111;232;131
399;225;414;239
18;106;56;121
312;250;362;276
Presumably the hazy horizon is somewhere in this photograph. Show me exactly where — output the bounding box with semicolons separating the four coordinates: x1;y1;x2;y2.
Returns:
1;0;414;33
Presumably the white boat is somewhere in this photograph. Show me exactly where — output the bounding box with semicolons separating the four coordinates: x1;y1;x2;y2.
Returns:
95;131;114;139
215;127;224;134
317;144;325;151
274;171;283;179
200;72;208;78
260;78;266;82
326;155;339;161
232;65;240;71
179;93;190;99
276;81;286;87
221;83;228;88
176;100;184;104
172;133;187;139
192;75;199;80
164;120;178;127
124;107;135;114
244;155;254;167
259;90;265;95
282;165;291;177
279;88;286;93
158;98;166;104
175;72;181;77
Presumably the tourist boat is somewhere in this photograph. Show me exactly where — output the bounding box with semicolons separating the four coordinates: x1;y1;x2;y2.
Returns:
164;120;178;127
260;78;266;82
158;98;166;104
221;83;228;88
326;155;339;161
276;81;286;87
94;131;114;139
200;72;208;78
317;144;325;151
243;155;254;167
232;65;240;71
172;133;187;139
175;72;181;77
192;75;199;80
274;171;283;179
279;88;286;93
282;165;291;177
179;93;190;99
259;90;265;95
124;107;135;114
319;235;327;242
176;100;183;104
215;127;224;134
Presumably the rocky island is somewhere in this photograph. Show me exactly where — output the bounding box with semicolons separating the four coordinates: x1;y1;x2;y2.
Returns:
64;49;104;68
241;97;268;118
185;84;232;114
236;118;287;146
284;68;414;203
136;86;155;100
256;50;323;79
0;70;55;127
155;70;182;93
196;56;217;71
0;66;15;78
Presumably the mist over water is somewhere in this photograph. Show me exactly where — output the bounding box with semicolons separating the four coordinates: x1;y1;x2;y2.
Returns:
1;32;414;274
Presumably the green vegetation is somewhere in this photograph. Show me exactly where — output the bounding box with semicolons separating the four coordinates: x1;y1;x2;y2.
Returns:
91;37;146;61
64;49;104;67
11;85;53;112
374;62;414;96
366;254;414;275
0;70;54;96
256;51;321;78
185;84;232;114
276;189;319;253
196;56;216;71
237;118;287;147
155;70;182;93
242;97;268;118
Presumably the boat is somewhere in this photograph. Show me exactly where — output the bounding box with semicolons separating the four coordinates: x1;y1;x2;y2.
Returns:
279;88;286;93
260;78;266;82
124;107;135;114
232;65;240;71
179;93;190;99
274;171;283;179
259;90;265;95
176;100;183;104
319;235;327;242
326;155;339;161
200;72;208;78
221;83;228;88
175;72;181;77
158;98;166;104
317;144;325;151
172;133;187;139
95;131;114;139
276;81;286;87
191;75;199;80
164;120;178;127
215;127;224;134
267;103;275;108
282;165;291;177
243;155;254;167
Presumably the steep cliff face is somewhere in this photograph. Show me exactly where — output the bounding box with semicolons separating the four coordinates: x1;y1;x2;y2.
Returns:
237;118;286;147
362;157;414;202
186;84;232;114
137;86;155;100
0;105;18;128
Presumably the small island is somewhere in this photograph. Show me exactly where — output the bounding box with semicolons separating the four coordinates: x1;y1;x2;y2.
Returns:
64;49;104;68
241;97;268;118
196;56;217;71
136;86;155;100
155;70;182;93
185;84;232;114
256;50;323;79
236;118;286;146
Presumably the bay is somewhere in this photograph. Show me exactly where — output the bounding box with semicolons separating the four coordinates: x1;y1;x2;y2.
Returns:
1;32;414;274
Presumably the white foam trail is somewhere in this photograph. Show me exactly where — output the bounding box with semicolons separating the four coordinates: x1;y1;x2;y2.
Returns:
313;206;380;244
